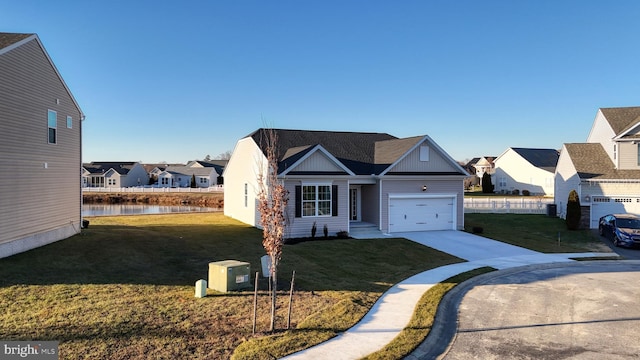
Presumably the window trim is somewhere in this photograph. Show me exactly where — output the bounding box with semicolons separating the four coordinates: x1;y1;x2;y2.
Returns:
299;182;333;217
48;109;57;144
66;115;73;129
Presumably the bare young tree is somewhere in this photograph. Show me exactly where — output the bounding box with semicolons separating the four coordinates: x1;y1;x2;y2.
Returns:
256;128;289;332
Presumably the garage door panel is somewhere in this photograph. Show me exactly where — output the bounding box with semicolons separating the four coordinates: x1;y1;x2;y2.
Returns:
389;196;454;232
590;197;640;228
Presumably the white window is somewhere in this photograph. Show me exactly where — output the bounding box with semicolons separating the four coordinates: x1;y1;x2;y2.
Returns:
244;183;248;207
419;146;430;161
302;184;332;217
498;177;507;187
67;115;72;129
48;110;57;144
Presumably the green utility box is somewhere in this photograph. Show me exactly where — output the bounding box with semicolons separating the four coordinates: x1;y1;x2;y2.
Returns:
208;260;251;292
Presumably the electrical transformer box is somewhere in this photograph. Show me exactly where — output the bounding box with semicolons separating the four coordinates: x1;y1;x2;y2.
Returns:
208;260;251;292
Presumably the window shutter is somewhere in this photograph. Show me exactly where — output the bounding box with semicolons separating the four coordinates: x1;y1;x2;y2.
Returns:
295;186;301;218
332;185;338;216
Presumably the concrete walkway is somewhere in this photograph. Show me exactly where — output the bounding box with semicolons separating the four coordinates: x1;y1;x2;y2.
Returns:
281;231;617;360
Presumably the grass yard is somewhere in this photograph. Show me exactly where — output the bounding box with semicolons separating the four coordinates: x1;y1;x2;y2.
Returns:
464;213;610;253
0;213;462;359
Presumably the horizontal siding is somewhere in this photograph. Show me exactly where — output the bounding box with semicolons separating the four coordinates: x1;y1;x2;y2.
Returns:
618;142;640;170
290;151;344;172
284;179;349;238
0;38;82;245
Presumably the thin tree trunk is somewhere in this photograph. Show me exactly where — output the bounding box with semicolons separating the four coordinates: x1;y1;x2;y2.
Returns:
269;270;277;332
287;270;296;330
252;272;259;335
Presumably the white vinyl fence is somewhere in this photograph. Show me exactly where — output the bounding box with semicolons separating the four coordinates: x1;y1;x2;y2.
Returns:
464;196;554;214
83;185;224;193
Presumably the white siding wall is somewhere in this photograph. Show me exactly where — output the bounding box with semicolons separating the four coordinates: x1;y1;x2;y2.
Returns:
0;37;82;258
223;138;266;227
586;110;616;163
380;178;464;232
121;163;149;187
494;150;555;196
554;146;581;218
290;151;344;172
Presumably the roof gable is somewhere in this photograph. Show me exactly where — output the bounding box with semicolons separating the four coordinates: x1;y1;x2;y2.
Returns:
83;162;138;175
600;107;640;136
281;145;354;176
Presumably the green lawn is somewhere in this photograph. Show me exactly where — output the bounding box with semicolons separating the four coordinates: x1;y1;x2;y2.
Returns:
464;213;610;253
0;213;462;359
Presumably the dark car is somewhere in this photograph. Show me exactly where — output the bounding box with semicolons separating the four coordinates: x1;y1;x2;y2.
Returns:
598;214;640;248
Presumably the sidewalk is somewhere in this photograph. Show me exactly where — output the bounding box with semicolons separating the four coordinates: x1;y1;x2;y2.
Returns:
281;231;617;360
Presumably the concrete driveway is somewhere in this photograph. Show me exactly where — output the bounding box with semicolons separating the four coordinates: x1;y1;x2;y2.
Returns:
421;261;640;360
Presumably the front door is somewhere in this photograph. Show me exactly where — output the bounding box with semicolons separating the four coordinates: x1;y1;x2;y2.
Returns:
349;187;359;221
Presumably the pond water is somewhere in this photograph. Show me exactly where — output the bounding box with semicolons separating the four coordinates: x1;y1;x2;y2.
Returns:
82;204;221;217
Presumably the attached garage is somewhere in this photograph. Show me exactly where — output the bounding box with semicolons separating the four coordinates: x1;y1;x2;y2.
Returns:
590;196;640;228
388;194;456;232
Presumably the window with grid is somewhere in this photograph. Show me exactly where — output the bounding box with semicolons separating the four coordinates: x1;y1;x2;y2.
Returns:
302;185;332;216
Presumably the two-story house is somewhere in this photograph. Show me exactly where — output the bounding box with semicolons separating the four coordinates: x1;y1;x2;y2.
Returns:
555;107;640;228
0;33;84;258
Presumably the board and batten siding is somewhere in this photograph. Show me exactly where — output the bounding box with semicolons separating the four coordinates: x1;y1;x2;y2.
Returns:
379;179;464;232
389;144;459;173
283;179;349;238
0;36;83;257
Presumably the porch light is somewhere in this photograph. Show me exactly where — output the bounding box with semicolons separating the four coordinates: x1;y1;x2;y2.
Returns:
584;195;590;202
422;185;427;192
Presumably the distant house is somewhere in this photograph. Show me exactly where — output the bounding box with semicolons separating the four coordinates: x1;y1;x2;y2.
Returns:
157;166;219;188
82;162;148;188
186;159;226;184
493;148;559;196
556;107;640;228
142;163;183;185
223;128;469;238
0;33;84;258
464;156;495;189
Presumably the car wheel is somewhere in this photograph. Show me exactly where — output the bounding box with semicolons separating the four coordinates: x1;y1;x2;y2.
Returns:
598;225;604;236
613;236;620;247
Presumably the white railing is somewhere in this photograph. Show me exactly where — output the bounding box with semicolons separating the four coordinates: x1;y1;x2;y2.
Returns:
464;196;554;214
82;185;224;193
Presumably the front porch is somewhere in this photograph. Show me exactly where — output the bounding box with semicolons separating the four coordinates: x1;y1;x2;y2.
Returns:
349;221;388;239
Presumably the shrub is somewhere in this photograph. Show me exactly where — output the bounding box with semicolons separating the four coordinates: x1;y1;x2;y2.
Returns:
481;172;494;193
323;224;328;238
336;230;349;239
512;189;520;195
311;221;317;238
522;189;530;196
566;189;581;230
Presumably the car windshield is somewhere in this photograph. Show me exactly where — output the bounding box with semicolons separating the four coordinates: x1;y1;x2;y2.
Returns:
617;218;640;229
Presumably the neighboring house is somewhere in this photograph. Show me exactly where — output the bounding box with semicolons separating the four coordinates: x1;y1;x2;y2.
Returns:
157;166;219;188
555;107;640;228
472;156;496;179
223;129;469;238
187;159;226;184
0;33;84;258
142;163;183;185
83;162;148;188
493;148;559;196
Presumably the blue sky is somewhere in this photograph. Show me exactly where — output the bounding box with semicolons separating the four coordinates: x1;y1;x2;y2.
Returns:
4;1;640;163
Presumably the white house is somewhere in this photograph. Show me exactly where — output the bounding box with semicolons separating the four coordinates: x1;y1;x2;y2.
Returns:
493;147;559;196
157;166;219;188
223;128;469;238
555;107;640;228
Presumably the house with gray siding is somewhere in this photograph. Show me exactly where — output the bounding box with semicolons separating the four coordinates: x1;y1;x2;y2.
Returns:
224;129;468;238
0;33;84;258
82;162;148;188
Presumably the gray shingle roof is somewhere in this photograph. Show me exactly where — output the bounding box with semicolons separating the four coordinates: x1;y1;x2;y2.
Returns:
564;143;640;180
511;148;559;172
249;129;397;175
0;32;32;50
600;107;640;135
83;162;138;175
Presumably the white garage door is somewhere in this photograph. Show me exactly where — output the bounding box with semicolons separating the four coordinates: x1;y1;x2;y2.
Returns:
389;196;455;232
590;196;640;228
